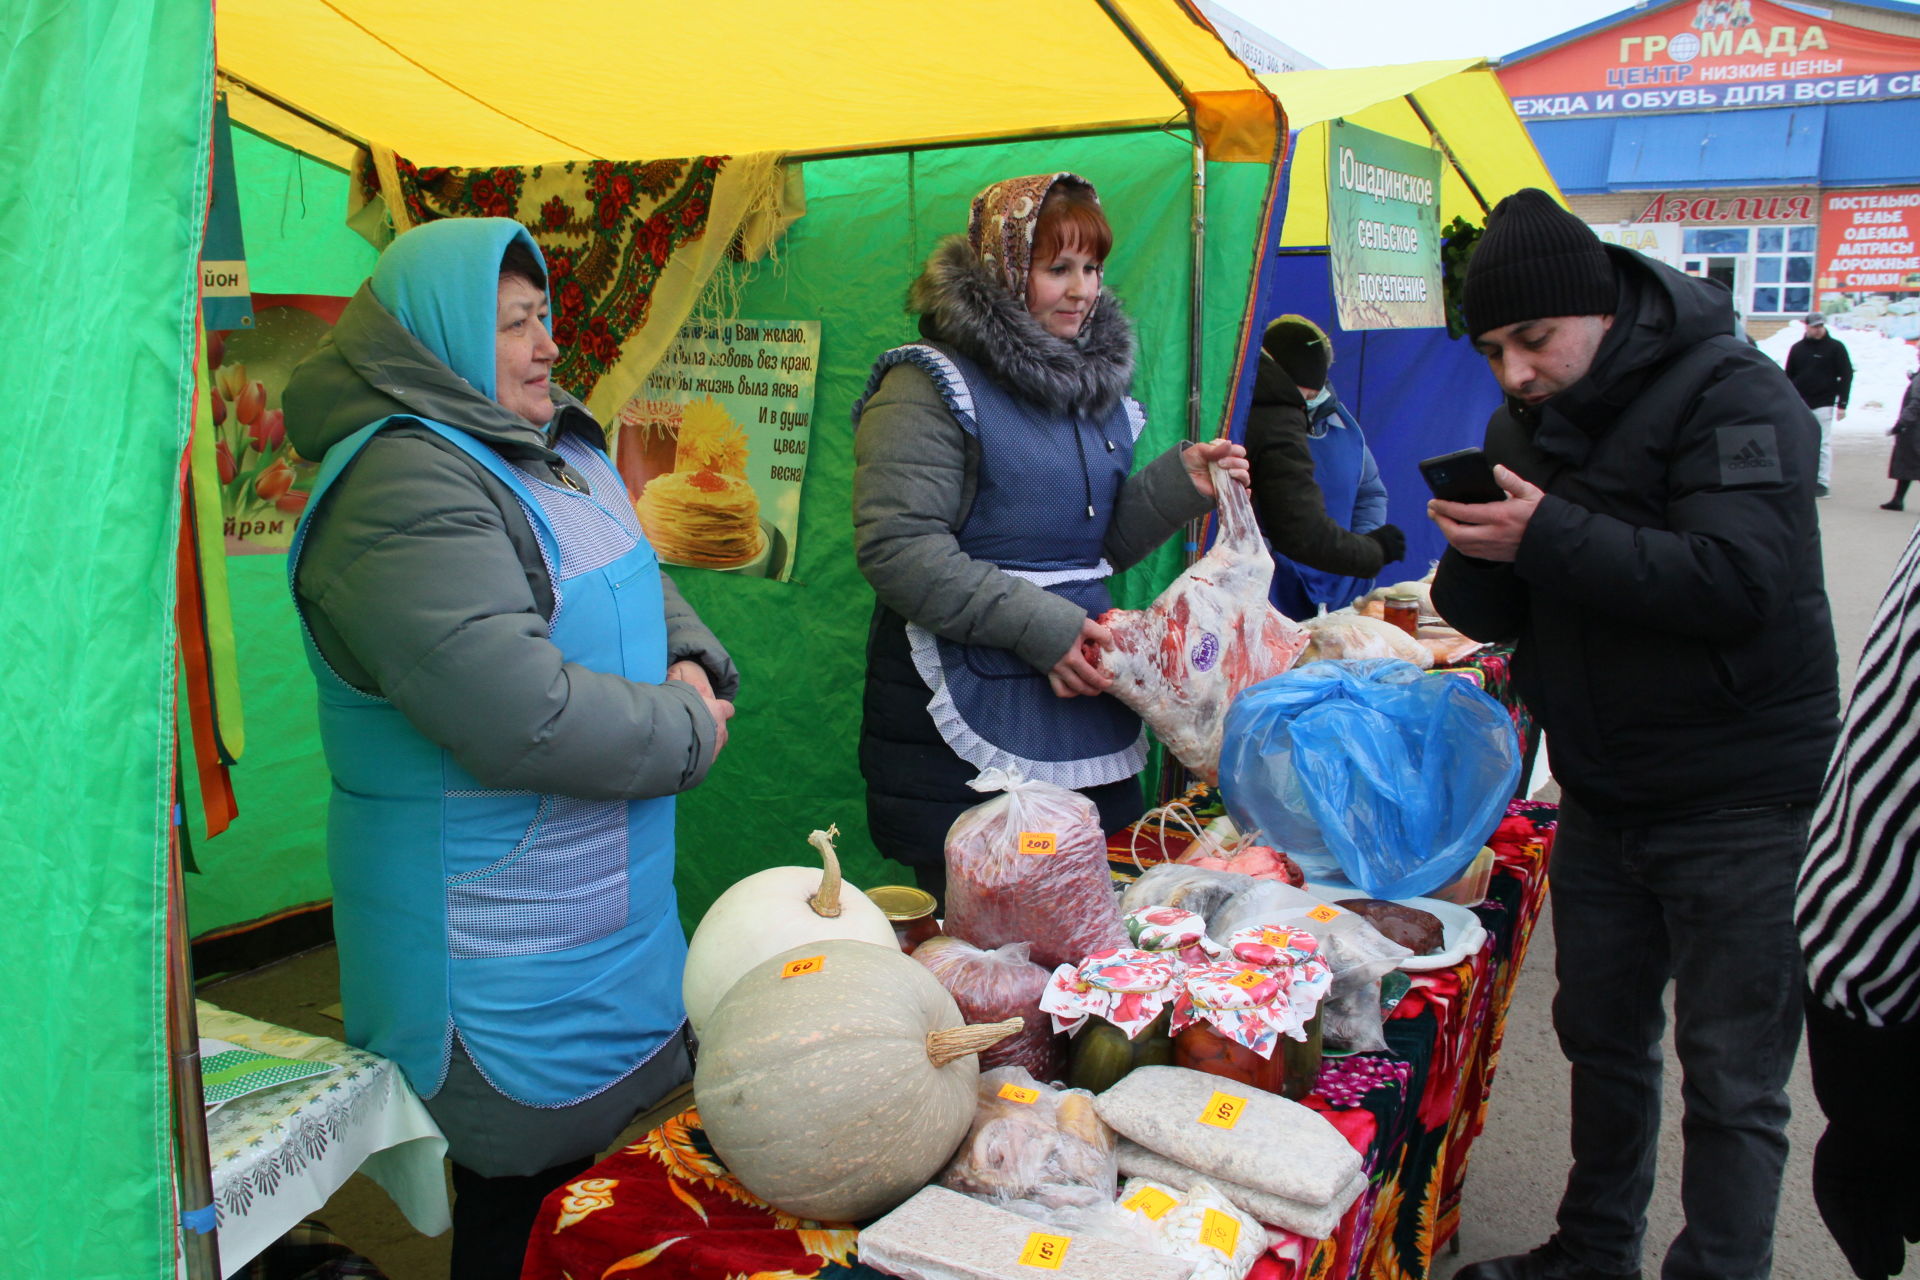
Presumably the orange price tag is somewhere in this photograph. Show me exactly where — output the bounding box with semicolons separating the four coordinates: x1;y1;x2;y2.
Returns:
1017;1232;1071;1269
1228;969;1265;990
1017;831;1058;856
779;955;826;979
1197;1091;1246;1130
1198;1207;1241;1255
997;1082;1040;1105
1122;1185;1178;1220
1261;928;1289;946
1306;904;1342;924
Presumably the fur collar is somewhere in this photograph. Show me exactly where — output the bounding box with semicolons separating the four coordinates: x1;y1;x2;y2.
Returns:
908;236;1135;419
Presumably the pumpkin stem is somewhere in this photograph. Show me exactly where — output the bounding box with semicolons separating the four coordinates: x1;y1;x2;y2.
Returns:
806;824;844;918
925;1017;1024;1068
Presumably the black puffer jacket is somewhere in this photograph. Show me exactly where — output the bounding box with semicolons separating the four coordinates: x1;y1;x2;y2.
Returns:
1433;248;1840;823
1244;352;1387;579
1785;332;1854;410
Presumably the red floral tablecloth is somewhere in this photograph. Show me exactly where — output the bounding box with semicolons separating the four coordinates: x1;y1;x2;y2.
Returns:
524;803;1555;1280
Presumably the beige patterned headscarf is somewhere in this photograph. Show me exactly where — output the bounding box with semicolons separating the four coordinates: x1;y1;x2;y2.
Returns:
966;172;1101;301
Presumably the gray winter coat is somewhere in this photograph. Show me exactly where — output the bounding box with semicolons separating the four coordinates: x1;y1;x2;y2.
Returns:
285;283;738;801
852;238;1212;672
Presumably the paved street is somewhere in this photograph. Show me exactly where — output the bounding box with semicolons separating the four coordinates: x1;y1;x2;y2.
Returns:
1436;433;1918;1279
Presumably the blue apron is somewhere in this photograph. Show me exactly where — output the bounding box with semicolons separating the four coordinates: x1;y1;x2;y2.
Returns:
289;419;685;1107
1270;398;1377;620
855;343;1147;789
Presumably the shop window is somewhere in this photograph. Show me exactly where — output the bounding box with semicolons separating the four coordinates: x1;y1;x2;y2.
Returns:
1754;287;1782;313
1789;226;1817;253
1785;256;1813;283
1757;227;1784;253
1785;287;1812;313
1684;228;1751;254
1684;258;1705;275
1756;258;1782;283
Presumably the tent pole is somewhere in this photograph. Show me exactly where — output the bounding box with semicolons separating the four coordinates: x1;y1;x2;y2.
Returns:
1188;129;1208;445
1402;95;1491;216
168;790;221;1279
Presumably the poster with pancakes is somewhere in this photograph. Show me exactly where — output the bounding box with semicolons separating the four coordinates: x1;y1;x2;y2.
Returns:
614;319;819;582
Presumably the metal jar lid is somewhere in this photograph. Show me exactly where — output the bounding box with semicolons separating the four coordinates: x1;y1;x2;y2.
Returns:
865;885;937;922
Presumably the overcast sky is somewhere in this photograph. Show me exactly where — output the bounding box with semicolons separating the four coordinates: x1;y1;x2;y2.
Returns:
1227;0;1639;68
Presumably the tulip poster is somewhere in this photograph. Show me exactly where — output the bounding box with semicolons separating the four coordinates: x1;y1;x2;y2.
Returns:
207;294;347;555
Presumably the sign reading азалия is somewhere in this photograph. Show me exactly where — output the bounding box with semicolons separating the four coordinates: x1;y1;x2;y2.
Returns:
1326;121;1444;330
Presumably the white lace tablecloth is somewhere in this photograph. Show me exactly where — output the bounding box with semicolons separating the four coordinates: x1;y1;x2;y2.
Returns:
196;1001;451;1276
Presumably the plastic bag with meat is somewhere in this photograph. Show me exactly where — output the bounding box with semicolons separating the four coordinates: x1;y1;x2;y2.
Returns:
914;936;1063;1081
1091;462;1309;782
944;769;1128;970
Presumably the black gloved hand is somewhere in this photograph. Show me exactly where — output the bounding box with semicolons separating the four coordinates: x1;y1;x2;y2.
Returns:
1364;524;1407;566
1813;1123;1920;1279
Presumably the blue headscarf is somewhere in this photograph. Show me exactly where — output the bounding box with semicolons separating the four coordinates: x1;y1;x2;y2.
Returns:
369;218;549;402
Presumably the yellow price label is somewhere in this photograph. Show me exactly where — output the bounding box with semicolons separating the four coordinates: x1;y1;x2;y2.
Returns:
1261;928;1290;946
1197;1090;1247;1130
997;1082;1041;1105
1017;1232;1071;1269
1121;1185;1178;1221
1017;831;1058;856
1199;1207;1241;1255
779;955;826;979
1306;904;1342;924
1227;969;1266;990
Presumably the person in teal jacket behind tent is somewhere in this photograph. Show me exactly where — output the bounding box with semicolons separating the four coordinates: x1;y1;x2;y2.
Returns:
282;217;738;1280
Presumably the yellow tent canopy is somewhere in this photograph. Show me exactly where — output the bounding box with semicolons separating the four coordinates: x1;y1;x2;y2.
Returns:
218;0;1281;165
1260;58;1564;246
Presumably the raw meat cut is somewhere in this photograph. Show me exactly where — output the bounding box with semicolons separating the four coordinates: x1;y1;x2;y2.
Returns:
1090;463;1309;782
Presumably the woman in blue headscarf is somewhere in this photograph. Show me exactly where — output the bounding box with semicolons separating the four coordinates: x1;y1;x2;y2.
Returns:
284;217;738;1278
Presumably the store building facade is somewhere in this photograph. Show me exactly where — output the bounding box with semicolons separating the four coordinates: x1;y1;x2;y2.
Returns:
1499;0;1920;338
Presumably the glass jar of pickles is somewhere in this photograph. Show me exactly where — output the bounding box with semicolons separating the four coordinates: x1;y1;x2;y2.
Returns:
1170;928;1334;1101
1038;948;1181;1095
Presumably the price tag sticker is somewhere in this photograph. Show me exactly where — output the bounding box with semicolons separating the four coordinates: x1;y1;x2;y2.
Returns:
1199;1207;1241;1255
1197;1090;1247;1129
1017;831;1058;856
1261;928;1290;946
779;955;826;979
997;1082;1041;1105
1228;969;1266;990
1017;1232;1071;1269
1121;1185;1178;1221
1306;904;1343;924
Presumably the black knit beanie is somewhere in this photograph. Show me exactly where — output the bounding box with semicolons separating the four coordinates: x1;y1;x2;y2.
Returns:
1262;315;1332;390
1463;188;1615;337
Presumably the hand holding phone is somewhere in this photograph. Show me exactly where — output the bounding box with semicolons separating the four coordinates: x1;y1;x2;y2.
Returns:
1419;448;1506;504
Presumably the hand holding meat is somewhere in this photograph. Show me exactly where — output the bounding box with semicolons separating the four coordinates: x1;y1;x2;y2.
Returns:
1182;438;1251;497
1049;617;1117;699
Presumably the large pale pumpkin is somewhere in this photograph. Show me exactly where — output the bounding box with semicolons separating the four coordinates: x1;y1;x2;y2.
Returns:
683;826;898;1036
694;938;1020;1222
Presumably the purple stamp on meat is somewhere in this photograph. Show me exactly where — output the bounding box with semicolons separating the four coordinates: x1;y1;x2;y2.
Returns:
1190;632;1220;672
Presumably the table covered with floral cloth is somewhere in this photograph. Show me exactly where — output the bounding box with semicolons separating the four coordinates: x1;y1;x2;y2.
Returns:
522;801;1556;1280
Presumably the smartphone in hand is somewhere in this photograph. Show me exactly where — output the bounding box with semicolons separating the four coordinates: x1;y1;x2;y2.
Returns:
1419;448;1507;504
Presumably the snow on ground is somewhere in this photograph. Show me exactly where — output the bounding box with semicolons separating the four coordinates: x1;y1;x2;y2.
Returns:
1759;320;1917;436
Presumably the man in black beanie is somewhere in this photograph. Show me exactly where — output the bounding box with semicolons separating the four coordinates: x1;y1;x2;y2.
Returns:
1244;314;1406;619
1429;188;1839;1280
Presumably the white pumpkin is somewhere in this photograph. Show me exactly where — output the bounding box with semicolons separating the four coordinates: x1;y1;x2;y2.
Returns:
682;826;898;1036
694;938;1022;1221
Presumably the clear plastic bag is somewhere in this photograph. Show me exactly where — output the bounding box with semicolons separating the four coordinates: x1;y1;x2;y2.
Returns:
1299;609;1432;669
1118;1177;1268;1280
939;1067;1118;1219
944;769;1127;970
1117;864;1257;927
1218;658;1521;898
915;938;1062;1081
1095;464;1310;783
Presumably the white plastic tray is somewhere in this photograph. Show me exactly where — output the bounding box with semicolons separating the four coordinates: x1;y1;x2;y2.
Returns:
1302;883;1488;971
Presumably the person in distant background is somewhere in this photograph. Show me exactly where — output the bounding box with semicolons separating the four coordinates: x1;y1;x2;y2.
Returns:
1881;368;1919;511
1245;315;1406;620
1786;312;1853;497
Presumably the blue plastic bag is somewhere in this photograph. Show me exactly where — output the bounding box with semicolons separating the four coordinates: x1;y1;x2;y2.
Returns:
1218;659;1521;899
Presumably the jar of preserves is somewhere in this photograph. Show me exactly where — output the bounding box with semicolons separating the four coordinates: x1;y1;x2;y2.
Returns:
1038;948;1180;1095
1383;591;1421;637
1174;1009;1323;1100
1067;1008;1177;1095
1170;957;1329;1101
864;885;941;953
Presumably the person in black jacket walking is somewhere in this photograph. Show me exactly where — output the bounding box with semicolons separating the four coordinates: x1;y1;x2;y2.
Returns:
1785;313;1853;496
1881;368;1920;511
1429;190;1839;1280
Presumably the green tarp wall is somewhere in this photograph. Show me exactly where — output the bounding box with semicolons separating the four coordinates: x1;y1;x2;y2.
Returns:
186;129;1273;937
2;3;213;1276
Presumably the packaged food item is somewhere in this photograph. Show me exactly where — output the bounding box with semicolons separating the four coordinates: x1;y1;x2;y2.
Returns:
939;1067;1116;1219
1333;898;1445;956
1205;892;1408;1055
1125;907;1221;968
1119;864;1258;925
1428;845;1495;907
1093;1066;1362;1206
915;937;1062;1080
1092;464;1310;783
1117;1143;1367;1240
1041;949;1180;1095
1382;592;1421;637
1117;1177;1267;1280
1168;949;1329;1101
856;1184;1198;1280
1297;609;1432;668
944;769;1126;969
